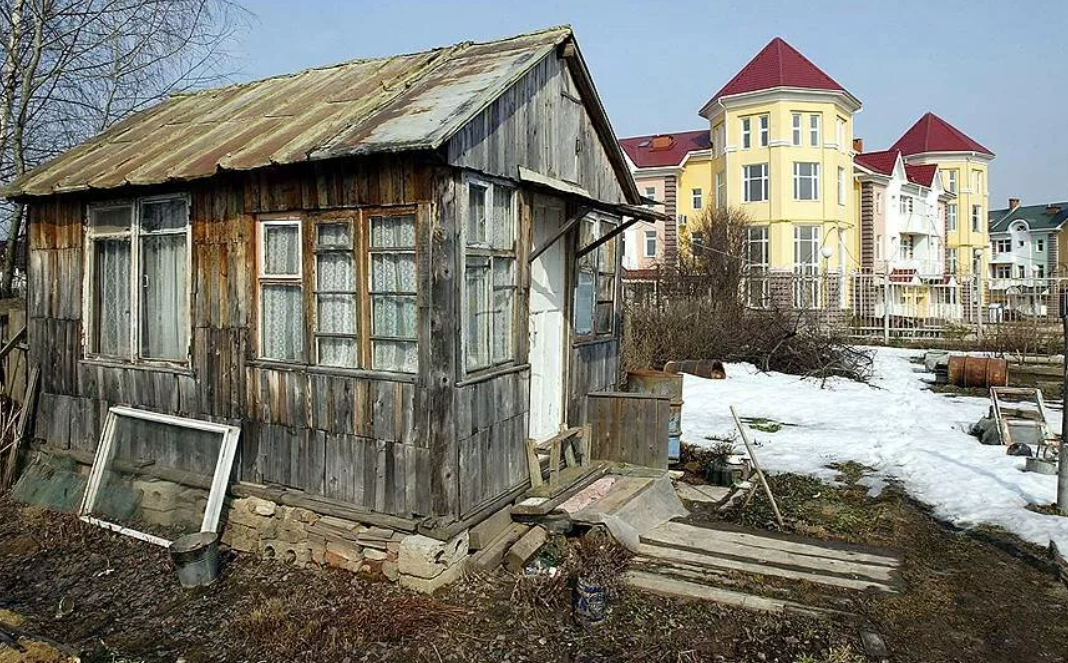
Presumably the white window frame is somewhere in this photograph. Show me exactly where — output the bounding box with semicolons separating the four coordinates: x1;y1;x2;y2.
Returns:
84;194;192;367
901;234;915;260
691;188;703;210
644;230;657;257
947;248;958;274
758;114;769;147
809;114;821;147
715;171;725;208
743;163;769;203
741;117;752;149
971;204;982;232
836;116;846;149
946;170;957;193
462;177;518;374
791;113;802;146
838;166;846;205
1037;238;1045;252
79;405;241;548
900;196;913;215
744;225;770;308
793;225;822;308
644;186;656;208
947;203;957;231
793;162;820;201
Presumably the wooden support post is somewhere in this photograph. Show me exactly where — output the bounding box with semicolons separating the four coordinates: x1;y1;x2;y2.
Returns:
549;438;561;486
525;440;543;489
730;406;784;529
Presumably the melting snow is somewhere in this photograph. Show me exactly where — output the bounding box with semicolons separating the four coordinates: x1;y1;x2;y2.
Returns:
682;346;1068;551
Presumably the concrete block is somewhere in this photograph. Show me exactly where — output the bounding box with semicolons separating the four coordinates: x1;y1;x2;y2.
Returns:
398;531;469;579
399;562;465;594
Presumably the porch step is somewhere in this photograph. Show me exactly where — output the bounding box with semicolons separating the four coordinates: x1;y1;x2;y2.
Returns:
511;461;610;517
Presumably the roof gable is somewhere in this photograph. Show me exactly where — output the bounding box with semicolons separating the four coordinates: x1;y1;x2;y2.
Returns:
7;26;641;200
989;201;1068;232
619;130;711;169
891;112;993;157
702;37;850;107
854;150;899;176
905;164;937;188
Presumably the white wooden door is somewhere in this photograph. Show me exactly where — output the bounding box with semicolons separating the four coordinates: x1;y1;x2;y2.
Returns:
528;199;567;441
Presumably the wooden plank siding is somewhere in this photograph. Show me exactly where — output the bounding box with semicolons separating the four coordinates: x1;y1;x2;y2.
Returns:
587;392;670;469
567;338;620;427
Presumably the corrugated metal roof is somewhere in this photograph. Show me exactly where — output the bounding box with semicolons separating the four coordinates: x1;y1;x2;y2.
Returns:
6;26;574;197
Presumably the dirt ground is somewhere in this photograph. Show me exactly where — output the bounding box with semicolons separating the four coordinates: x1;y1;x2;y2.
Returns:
2;466;1068;663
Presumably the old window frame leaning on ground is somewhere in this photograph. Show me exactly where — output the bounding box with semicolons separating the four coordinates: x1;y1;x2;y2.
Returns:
573;213;620;339
78;406;240;547
462;177;518;374
84;195;191;366
255;208;419;374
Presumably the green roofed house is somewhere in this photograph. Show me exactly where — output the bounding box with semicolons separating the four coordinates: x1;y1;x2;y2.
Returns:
986;198;1068;317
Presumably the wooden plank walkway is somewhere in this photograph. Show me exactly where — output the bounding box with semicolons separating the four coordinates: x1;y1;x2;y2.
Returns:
634;521;902;595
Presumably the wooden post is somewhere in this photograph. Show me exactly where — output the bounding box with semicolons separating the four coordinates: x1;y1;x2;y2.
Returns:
730;405;784;529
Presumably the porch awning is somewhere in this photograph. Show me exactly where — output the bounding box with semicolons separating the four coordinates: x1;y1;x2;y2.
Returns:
517;166;667;223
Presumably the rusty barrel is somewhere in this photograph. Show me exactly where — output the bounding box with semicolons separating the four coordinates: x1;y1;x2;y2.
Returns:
946;356;1008;388
628;370;684;461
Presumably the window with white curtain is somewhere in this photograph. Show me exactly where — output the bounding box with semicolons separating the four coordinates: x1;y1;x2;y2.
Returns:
314;222;358;367
370;214;418;372
464;181;516;372
87;196;189;364
259;219;303;362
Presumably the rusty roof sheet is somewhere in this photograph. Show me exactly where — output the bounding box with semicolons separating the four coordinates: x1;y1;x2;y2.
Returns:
6;26;574;197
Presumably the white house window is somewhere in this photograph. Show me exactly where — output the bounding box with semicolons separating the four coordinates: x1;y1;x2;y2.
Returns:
259;219;303;362
793;162;820;201
947;203;958;231
901;234;915;260
574;216;619;337
900;196;914;215
971;205;982;232
946;170;957;193
464;182;516;372
791;113;802;146
88;197;190;364
793;225;821;308
837;166;846;205
371;213;418;372
676;214;688;229
1037;264;1046;278
692;188;703;210
644;186;656;208
995;265;1011;279
743;163;769;203
947;248;958;274
875;192;883;214
715;171;725;208
1037;238;1045;252
836;116;845;148
644;230;657;257
1018;265;1026;278
744;225;769;308
993;239;1011;254
809;114;821;147
758;114;769;147
741;117;752;149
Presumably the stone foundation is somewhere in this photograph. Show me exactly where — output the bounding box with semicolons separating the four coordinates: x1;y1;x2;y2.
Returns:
221;496;469;592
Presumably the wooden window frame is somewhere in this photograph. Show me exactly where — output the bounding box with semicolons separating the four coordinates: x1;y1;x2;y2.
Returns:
573;213;620;342
461;176;519;376
367;209;419;373
254;207;419;376
83;194;192;368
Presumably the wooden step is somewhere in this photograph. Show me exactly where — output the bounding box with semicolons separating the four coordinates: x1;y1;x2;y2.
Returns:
625;570;832;617
511;462;609;517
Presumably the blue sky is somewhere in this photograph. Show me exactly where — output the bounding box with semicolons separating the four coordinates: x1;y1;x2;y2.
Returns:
236;0;1067;207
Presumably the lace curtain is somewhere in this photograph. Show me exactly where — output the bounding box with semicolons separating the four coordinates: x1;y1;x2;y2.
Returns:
94;239;131;356
370;215;417;372
316;223;357;367
140;233;189;360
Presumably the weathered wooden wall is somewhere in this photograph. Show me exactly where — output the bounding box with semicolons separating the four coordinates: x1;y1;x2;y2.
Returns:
27;155;440;519
567;338;620;427
446;51;627;206
586;391;670;469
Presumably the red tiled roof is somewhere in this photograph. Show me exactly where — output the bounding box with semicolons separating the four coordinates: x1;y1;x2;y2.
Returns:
905;164;937;188
704;37;849;106
854;150;899;176
891;112;993;157
619;129;711;169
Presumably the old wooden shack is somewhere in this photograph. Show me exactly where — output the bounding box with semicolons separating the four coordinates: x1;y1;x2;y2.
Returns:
4;26;660;543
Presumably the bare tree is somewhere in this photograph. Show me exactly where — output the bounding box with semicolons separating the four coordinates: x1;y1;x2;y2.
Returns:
0;0;250;297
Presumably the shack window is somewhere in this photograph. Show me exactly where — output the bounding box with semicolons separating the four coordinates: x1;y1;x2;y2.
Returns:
574;215;618;338
314;222;358;367
259;219;304;362
370;214;417;372
464;181;516;372
87;196;189;364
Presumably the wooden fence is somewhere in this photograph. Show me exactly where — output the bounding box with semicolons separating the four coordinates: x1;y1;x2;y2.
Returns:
586;392;670;469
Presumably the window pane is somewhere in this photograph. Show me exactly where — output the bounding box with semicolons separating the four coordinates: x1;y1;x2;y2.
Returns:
491;188;514;250
140;233;188;360
317;294;356;334
468;185;487;245
594;302;613;334
92;206;132;234
373;340;416;373
141;199;187;233
317;252;355;291
317;223;351;249
318;337;357;368
372;294;417;338
573;270;595;336
94;239;131;357
492;258;514;364
264;224;300;276
371;215;415;249
465;257;491;370
261;284;303;361
371;252;416;292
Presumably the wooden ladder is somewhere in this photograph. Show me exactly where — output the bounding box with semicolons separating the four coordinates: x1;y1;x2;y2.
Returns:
990;386;1058;458
525;425;590;488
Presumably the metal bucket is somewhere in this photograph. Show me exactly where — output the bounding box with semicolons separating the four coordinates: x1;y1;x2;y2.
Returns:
169;531;220;588
946;356;1008;388
573;576;608;627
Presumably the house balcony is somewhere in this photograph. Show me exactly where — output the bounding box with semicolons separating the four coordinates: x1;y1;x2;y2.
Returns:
988;251;1017;265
